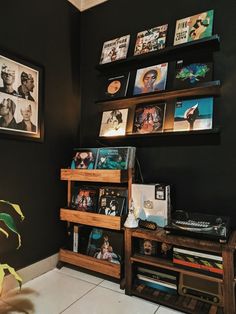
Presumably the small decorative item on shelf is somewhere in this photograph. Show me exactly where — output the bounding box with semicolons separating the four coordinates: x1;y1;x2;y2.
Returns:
124;200;138;228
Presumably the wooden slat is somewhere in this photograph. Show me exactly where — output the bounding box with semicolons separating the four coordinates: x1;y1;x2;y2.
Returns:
59;249;120;279
61;169;128;183
60;208;122;230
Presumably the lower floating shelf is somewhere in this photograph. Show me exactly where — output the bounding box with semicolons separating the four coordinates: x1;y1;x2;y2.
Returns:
59;249;121;279
132;285;223;314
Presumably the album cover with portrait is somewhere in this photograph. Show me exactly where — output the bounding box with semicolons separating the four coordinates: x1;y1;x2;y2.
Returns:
98;195;126;217
134;24;168;56
138;239;158;257
71;185;99;212
70;148;98;169
99;35;130;65
133;103;166;134
99;108;128;137
86;228;123;264
133;63;168;95
173;97;213;132
173;10;214;46
95;147;130;170
173;59;213;89
101;73;130;100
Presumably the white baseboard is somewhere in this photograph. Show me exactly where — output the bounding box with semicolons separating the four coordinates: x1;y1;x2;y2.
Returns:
1;253;59;295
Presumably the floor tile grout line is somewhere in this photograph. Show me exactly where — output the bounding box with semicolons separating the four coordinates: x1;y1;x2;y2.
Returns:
57;269;104;286
154;305;160;313
59;284;100;314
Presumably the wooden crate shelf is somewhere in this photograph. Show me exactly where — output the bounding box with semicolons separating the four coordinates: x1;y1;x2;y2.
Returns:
59;249;121;279
60;169;129;183
131;254;223;283
60;208;124;230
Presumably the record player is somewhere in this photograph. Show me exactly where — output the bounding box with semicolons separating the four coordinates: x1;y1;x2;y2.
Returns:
164;210;231;243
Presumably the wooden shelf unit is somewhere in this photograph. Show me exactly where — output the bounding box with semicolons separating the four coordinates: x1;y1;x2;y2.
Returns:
124;227;236;314
59;168;133;280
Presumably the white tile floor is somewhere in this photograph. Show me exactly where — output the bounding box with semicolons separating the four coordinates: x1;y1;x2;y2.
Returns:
0;266;184;314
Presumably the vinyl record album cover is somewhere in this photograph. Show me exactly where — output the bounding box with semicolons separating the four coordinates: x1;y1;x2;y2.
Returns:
133;63;168;95
99;35;130;64
173;60;213;89
99;108;128;137
95;147;130;170
173;97;213;132
98;195;126;216
134;24;168;56
71;148;98;169
102;73;130;100
86;228;123;264
71;185;98;212
173;10;214;46
133;103;166;134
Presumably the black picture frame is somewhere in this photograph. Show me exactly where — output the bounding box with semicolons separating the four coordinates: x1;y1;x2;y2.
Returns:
0;47;44;142
98;195;125;216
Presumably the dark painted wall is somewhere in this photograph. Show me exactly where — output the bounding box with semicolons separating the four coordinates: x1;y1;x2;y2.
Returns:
80;0;236;225
0;1;81;268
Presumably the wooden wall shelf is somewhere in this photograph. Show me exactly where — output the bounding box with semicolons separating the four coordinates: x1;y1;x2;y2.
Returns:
59;249;121;279
60;169;129;183
60;208;124;230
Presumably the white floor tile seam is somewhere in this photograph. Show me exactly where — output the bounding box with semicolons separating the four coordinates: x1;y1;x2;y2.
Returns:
56;268;105;286
97;283;126;295
58;283;100;314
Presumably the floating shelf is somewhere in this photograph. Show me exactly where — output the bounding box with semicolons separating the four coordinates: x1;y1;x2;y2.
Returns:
96;35;220;72
60;208;124;230
60;169;129;183
96;81;221;109
59;249;121;279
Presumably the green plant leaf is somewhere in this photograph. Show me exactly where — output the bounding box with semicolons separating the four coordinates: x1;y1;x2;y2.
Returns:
0;200;25;220
0;213;21;249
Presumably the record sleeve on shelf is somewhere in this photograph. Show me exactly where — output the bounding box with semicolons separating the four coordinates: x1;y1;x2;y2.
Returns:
173;10;214;46
133;24;168;56
95;146;130;170
101;73;130;100
98;195;126;217
132;103;166;134
99;35;130;64
99;108;128;137
133;63;168;95
71;185;99;212
70;148;98;169
173;97;213;132
86;228;123;264
173;59;213;89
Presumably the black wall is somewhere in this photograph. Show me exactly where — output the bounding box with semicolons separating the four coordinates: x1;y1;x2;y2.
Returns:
0;1;81;268
80;0;236;225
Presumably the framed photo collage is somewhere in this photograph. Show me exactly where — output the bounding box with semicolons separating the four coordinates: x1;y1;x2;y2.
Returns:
97;10;215;137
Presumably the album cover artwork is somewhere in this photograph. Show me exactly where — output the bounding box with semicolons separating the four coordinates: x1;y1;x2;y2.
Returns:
71;185;98;212
173;60;213;89
95;147;130;170
99;35;130;64
133;63;168;95
138;239;158;257
174;10;214;46
99;108;128;137
86;228;123;264
71;148;98;169
134;24;168;56
98;195;126;216
133;103;166;134
102;73;130;100
173;97;213;132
